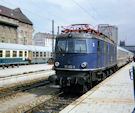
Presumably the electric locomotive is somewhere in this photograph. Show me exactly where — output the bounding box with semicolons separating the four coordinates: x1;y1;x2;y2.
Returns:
49;24;117;93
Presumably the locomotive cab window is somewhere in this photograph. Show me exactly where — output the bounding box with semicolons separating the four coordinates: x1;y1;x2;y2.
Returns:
56;40;66;53
75;40;87;53
0;50;3;57
67;40;74;53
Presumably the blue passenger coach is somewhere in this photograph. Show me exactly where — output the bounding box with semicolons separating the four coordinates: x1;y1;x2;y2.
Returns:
49;24;117;93
0;43;52;68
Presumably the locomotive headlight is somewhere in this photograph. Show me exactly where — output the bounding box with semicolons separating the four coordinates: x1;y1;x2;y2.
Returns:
81;62;87;68
55;62;60;67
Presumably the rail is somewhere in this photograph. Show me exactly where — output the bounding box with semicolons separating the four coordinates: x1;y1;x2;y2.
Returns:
0;80;50;99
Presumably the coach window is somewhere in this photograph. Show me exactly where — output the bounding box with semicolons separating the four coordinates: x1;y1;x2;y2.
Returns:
25;51;27;57
33;52;35;57
36;52;39;57
13;51;17;57
40;52;43;57
44;52;46;57
0;50;2;57
19;51;23;57
51;52;53;57
6;50;10;57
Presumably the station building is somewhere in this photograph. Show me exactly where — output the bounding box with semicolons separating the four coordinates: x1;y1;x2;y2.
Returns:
33;32;56;49
0;5;34;45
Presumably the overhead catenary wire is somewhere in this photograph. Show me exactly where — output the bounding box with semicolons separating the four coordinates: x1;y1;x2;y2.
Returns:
72;0;97;27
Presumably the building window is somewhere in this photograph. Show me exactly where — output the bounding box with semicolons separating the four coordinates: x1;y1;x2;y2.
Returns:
19;51;23;57
6;51;10;57
0;50;3;57
13;51;17;57
1;37;5;43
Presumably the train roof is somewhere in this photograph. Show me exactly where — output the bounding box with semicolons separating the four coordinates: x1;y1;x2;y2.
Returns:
0;43;28;50
0;43;52;52
117;46;134;54
26;45;52;52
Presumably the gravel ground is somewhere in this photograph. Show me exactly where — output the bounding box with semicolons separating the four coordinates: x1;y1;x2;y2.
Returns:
0;84;59;113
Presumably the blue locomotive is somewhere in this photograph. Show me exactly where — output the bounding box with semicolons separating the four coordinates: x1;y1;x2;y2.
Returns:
49;24;131;93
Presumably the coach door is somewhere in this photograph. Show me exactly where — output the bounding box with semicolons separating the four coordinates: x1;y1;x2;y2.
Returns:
28;51;31;63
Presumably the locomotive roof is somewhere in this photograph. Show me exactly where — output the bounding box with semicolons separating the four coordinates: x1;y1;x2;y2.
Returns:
57;33;115;45
0;43;52;52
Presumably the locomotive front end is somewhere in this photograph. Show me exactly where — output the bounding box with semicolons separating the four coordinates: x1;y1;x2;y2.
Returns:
49;33;96;93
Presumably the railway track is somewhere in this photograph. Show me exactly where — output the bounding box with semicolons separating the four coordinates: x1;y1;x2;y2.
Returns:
0;80;50;99
0;69;52;78
24;92;80;113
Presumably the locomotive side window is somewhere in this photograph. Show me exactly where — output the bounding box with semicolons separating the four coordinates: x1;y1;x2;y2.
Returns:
74;40;87;53
19;51;23;57
13;51;17;57
56;40;66;53
6;50;10;57
0;50;2;57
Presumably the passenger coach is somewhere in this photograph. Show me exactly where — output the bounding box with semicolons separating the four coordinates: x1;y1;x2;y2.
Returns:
0;43;52;68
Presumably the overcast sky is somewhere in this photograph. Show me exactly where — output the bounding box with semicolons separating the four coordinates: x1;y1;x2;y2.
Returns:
0;0;135;45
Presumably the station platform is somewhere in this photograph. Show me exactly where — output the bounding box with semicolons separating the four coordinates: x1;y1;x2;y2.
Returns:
0;64;54;90
60;63;135;113
0;64;53;78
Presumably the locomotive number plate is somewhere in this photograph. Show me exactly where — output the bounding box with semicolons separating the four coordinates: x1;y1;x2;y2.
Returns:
64;65;75;69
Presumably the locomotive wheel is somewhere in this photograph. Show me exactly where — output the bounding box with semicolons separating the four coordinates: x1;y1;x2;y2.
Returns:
81;84;88;93
110;69;113;75
106;70;110;77
102;73;106;80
